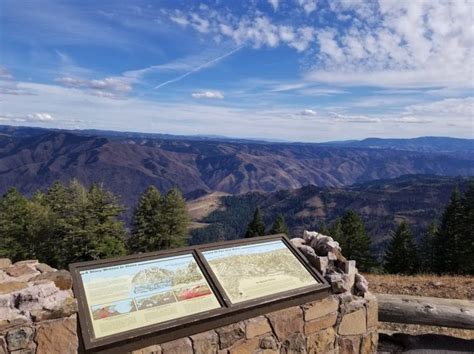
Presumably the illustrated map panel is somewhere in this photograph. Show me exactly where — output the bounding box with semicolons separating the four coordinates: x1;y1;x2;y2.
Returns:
79;254;220;339
202;240;318;304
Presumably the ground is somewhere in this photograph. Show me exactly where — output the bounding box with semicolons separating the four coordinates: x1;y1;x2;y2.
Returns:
364;273;474;340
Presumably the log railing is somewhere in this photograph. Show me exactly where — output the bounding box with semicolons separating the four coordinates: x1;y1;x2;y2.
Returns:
376;294;474;329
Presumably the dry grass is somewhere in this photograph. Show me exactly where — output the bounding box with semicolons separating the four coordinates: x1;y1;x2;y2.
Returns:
364;273;474;340
186;191;229;221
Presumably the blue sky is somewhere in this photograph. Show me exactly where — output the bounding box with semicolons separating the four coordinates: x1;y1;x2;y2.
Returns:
0;0;473;142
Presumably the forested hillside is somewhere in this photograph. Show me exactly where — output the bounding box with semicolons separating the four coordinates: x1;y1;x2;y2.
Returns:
190;175;472;257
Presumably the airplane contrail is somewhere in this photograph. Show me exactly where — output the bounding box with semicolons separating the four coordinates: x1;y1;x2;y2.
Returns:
154;46;243;90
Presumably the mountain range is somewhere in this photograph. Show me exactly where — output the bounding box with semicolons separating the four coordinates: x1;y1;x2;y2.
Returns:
1;125;472;215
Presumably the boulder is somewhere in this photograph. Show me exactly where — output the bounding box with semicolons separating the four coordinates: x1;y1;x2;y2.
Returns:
326;273;353;294
290;238;306;248
32;270;72;290
0;259;12;271
354;273;369;295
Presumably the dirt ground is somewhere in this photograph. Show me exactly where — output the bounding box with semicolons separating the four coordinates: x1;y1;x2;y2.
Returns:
364;273;474;340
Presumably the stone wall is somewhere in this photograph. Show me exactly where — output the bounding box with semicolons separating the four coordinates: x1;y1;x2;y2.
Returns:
0;231;378;354
0;259;77;354
132;292;378;354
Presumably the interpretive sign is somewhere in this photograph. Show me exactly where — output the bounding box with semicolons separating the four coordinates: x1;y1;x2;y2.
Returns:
202;240;319;304
79;254;220;339
70;235;330;353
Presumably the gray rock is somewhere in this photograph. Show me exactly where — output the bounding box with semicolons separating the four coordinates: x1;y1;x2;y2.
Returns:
326;273;353;294
354;273;369;295
6;327;33;351
290;238;306;248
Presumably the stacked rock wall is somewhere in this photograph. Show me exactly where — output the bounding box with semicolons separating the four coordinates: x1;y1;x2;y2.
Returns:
0;231;378;354
0;259;77;354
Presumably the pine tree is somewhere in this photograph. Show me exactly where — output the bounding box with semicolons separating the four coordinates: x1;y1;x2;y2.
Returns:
329;219;344;246
130;186;189;252
269;214;289;235
130;186;164;252
419;221;437;273
340;210;374;272
0;188;30;260
85;183;127;260
434;187;464;274
161;187;189;249
318;221;329;235
459;181;474;274
245;207;265;238
0;188;52;262
40;180;127;268
384;221;419;274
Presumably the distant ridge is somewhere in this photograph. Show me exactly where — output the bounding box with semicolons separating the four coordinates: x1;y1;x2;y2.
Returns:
0;125;472;221
1;125;472;152
323;136;474;153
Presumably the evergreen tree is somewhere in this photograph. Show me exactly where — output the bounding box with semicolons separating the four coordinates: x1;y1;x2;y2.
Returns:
40;180;127;268
459;181;474;274
384;221;419;274
420;221;437;273
269;214;289;235
318;221;329;235
160;187;189;249
85;183;127;260
329;219;343;245
245;207;265;238
0;188;31;260
130;186;189;252
130;186;163;252
339;210;374;272
434;187;464;274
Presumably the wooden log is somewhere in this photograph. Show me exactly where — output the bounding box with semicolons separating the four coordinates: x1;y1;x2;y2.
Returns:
376;293;474;329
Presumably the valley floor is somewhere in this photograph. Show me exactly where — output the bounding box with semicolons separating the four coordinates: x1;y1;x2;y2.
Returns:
364;273;474;340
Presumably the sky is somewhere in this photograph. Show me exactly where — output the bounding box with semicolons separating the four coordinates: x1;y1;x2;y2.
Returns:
0;0;473;142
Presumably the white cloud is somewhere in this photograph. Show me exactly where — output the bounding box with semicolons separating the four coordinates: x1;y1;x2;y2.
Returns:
2;82;472;141
268;0;279;11
170;15;189;27
55;76;132;97
299;88;347;96
0;66;13;80
306;1;474;89
0;112;55;123
297;0;317;14
191;90;224;99
298;109;318;116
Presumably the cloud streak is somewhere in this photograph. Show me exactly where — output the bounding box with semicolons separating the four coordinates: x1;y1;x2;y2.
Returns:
154;46;243;89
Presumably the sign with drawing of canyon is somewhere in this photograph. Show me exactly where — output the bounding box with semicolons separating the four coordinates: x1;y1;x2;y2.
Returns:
202;240;319;304
79;254;220;339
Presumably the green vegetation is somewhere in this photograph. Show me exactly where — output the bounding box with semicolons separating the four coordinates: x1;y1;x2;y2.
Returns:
329;210;374;272
383;183;474;275
432;183;474;275
129;186;188;252
0;180;189;269
384;222;419;275
269;214;289;235
245;207;266;238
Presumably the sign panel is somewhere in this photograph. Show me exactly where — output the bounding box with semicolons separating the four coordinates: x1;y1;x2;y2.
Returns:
202;240;319;304
79;254;220;339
